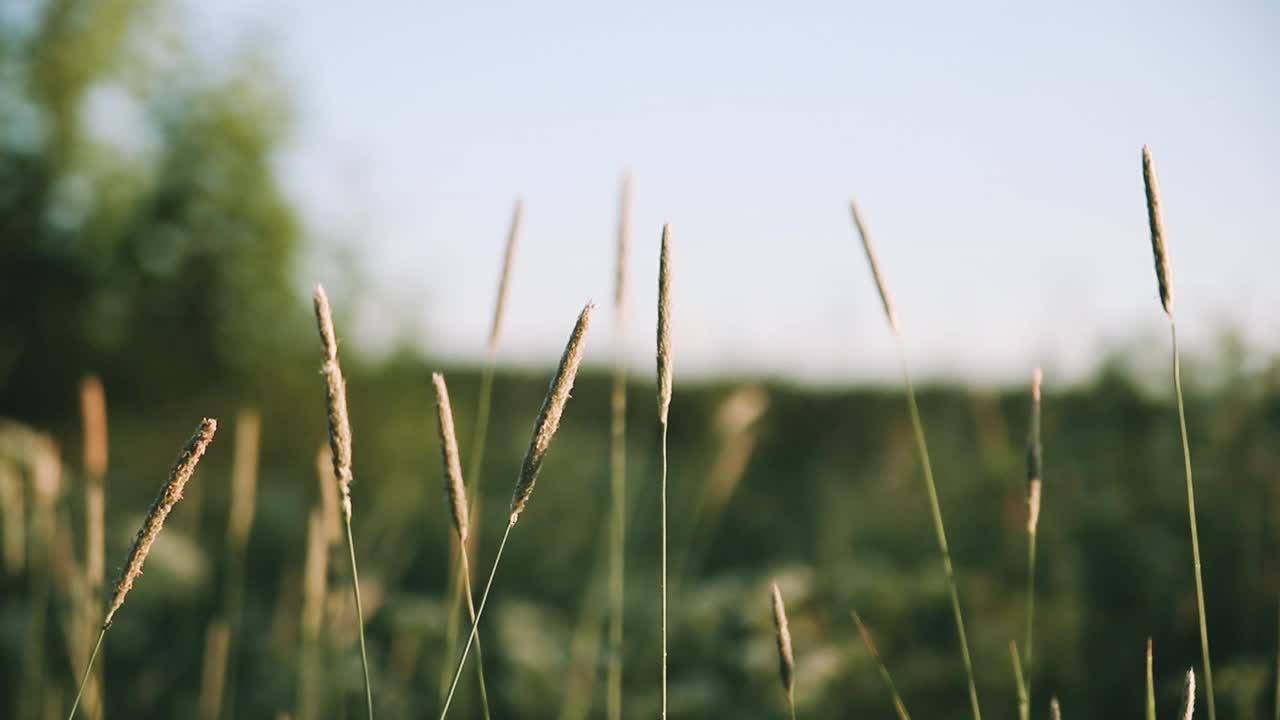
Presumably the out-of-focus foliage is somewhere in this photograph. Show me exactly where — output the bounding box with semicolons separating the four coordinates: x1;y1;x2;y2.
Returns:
0;0;307;421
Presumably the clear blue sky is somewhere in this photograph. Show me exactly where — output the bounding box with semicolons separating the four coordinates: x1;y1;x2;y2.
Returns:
191;0;1278;383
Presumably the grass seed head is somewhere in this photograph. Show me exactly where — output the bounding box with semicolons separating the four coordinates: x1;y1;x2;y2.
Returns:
1142;146;1174;316
1181;668;1196;720
510;302;594;525
313;284;353;521
432;373;470;543
657;224;673;424
104;418;216;628
1026;367;1043;534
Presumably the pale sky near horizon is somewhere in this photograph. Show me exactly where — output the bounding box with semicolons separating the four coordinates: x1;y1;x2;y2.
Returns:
190;0;1278;384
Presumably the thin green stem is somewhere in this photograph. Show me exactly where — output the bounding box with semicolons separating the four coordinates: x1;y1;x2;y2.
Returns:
442;520;514;720
894;335;981;720
458;543;492;720
1171;322;1215;720
607;351;627;720
1024;528;1037;717
660;421;669;719
787;696;797;720
345;518;374;720
67;627;106;720
1010;642;1028;720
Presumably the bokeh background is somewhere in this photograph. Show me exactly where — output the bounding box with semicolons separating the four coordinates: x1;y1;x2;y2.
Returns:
2;0;1278;717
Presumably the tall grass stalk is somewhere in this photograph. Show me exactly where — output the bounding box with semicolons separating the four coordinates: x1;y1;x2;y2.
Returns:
1050;697;1061;720
441;303;594;720
440;198;522;704
1147;639;1156;720
80;375;107;720
1010;641;1028;720
607;172;631;720
68;419;217;720
851;610;911;720
850;199;982;720
433;373;491;720
1142;146;1215;720
312;285;374;720
656;224;673;719
1023;367;1043;720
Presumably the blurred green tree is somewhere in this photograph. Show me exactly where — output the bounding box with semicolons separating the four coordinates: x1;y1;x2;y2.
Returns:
0;0;306;419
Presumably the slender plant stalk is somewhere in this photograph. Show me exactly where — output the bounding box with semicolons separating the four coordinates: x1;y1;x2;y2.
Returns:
1142;146;1215;720
440;198;522;704
1147;639;1156;720
313;285;374;720
433;373;492;720
1050;697;1061;720
607;172;631;720
850;200;981;720
656;224;673;719
68;419;218;720
68;629;105;720
1024;368;1043;720
80;375;107;720
441;303;593;720
851;610;911;720
1010;642;1028;720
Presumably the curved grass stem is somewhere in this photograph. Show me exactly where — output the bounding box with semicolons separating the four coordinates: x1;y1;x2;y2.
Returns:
1171;322;1215;720
894;335;982;720
345;518;374;720
66;627;106;720
442;521;513;720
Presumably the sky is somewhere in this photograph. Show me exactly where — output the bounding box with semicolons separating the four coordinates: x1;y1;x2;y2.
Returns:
189;0;1278;384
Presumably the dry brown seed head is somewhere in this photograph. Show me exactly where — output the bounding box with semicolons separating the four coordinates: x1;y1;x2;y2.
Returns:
432;373;470;543
104;418;217;628
510;303;594;525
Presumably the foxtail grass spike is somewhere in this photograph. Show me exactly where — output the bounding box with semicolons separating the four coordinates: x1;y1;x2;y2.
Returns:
1142;146;1174;316
1182;668;1197;720
849;198;982;720
312;284;373;720
1141;147;1215;720
510;303;594;525
69;419;217;720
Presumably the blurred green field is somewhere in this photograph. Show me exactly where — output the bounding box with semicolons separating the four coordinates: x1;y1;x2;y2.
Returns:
2;351;1279;718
